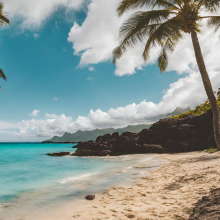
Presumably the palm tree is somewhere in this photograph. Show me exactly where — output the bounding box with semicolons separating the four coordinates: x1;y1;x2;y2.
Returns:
113;0;220;149
0;2;9;91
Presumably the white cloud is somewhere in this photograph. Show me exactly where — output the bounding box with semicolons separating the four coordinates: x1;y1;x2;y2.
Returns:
45;113;59;118
53;97;58;101
68;0;220;76
9;68;220;140
34;33;40;39
2;0;85;29
68;0;126;68
88;66;95;72
0;122;21;130
29;110;40;117
87;77;93;81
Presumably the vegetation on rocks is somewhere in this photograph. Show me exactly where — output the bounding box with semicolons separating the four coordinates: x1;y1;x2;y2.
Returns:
173;89;220;119
205;148;219;153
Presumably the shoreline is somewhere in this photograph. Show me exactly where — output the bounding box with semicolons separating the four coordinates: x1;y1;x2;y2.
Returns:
0;153;163;220
43;154;165;220
45;151;220;220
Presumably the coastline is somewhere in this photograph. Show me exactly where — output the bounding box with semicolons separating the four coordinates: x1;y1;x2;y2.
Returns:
0;149;162;220
45;151;220;220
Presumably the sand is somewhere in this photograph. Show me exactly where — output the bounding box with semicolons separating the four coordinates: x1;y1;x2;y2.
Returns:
46;151;220;220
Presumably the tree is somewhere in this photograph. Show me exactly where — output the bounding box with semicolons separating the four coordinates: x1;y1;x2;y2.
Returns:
113;0;220;149
0;2;9;91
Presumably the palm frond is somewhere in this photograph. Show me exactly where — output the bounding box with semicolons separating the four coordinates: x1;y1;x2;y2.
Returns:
113;10;174;63
207;16;220;32
195;0;220;12
142;17;182;61
157;48;168;72
0;69;7;81
154;0;180;10
120;10;173;42
169;0;184;9
157;34;181;72
0;14;9;24
0;2;9;24
112;45;125;64
117;0;157;16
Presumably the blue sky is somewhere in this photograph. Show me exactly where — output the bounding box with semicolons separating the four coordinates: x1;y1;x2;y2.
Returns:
0;8;182;120
0;0;220;141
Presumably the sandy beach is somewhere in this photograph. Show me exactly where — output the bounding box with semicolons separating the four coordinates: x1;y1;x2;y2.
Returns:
45;151;220;220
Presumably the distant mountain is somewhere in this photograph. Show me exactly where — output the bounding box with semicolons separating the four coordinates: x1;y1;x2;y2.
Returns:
47;124;151;143
44;107;189;143
151;107;191;121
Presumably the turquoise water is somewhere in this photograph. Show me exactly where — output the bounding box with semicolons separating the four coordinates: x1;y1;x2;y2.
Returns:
0;143;161;220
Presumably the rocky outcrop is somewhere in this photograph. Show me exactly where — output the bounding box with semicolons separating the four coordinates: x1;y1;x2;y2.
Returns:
189;188;220;220
71;131;166;156
46;152;70;156
47;109;217;157
137;108;216;153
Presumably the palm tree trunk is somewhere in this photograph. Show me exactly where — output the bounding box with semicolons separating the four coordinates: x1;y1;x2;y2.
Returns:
191;30;220;149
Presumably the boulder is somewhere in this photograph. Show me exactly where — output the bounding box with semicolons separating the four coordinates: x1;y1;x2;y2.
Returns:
72;149;111;156
46;152;70;157
85;194;95;200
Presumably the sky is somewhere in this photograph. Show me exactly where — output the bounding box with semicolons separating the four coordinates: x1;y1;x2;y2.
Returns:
0;0;220;142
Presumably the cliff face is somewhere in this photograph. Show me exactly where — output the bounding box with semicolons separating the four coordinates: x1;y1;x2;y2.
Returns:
72;109;216;156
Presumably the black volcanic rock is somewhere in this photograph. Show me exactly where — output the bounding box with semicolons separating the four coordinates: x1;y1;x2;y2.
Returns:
112;132;120;139
137;109;215;153
72;140;113;156
47;152;70;156
189;188;220;220
85;195;95;200
47;109;218;157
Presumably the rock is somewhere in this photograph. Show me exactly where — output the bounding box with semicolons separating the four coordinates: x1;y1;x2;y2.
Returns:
189;188;220;220
85;194;95;200
46;152;70;157
96;136;102;142
137;109;216;153
127;214;136;218
112;132;120;139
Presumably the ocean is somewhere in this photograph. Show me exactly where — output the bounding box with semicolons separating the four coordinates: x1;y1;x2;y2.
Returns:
0;143;161;220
